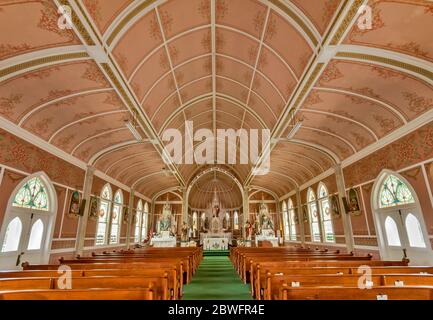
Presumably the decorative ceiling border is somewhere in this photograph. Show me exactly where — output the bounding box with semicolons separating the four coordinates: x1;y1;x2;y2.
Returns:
336;52;433;82
329;0;365;45
0;52;89;79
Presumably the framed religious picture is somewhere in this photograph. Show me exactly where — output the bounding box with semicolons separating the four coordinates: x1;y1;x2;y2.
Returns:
68;191;81;217
330;194;341;219
88;196;99;220
348;188;362;216
122;206;129;224
302;204;309;222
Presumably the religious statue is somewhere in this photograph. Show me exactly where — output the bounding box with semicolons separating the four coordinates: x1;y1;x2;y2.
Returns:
211;215;221;234
222;214;227;230
245;220;253;240
258;202;274;235
181;222;189;242
204;216;209;231
159;202;173;232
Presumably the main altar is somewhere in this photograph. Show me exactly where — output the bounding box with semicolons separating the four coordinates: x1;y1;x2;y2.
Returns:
199;190;232;250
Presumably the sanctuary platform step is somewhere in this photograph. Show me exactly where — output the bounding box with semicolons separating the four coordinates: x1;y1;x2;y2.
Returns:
203;250;229;257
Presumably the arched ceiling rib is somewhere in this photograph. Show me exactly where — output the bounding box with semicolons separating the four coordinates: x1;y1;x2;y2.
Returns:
0;0;432;198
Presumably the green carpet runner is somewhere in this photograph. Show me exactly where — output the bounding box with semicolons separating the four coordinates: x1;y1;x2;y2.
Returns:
203;250;229;257
182;256;252;300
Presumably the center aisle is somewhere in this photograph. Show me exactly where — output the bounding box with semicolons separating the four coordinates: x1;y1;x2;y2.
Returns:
182;255;252;300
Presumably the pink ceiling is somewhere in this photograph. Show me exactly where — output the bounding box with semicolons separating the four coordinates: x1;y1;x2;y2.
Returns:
1;0;431;199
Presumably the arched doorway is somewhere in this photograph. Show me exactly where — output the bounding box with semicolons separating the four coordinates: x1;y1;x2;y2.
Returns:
372;170;433;265
0;172;57;269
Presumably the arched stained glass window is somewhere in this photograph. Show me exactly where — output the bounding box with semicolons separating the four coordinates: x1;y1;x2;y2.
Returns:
234;211;239;230
142;202;149;241
282;201;289;239
307;188;321;242
318;184;328;199
385;216;401;246
1;217;22;253
13;177;49;211
135;200;143;243
308;188;316;202
318;183;334;243
96;184;112;245
405;213;426;248
110;190;123;244
379;175;415;208
288;199;297;241
27;219;44;250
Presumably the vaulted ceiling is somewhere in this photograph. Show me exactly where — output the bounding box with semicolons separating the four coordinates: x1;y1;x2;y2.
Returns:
0;0;432;198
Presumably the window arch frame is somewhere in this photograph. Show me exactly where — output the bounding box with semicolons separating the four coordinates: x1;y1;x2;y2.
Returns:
0;172;57;267
372;169;433;264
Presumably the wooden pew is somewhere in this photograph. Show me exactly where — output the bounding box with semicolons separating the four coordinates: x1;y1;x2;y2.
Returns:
263;273;433;300
279;285;433;300
0;288;155;300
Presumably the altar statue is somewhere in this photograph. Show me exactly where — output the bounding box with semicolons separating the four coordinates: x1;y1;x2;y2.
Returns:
159;202;173;232
211;215;221;234
259;202;274;232
181;222;189;242
245;220;253;240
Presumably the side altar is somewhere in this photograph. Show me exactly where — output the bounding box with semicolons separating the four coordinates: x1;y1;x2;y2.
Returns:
150;202;177;247
253;202;278;247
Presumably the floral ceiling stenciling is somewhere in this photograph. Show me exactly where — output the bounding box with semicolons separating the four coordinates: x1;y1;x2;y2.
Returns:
344;0;433;62
0;0;79;60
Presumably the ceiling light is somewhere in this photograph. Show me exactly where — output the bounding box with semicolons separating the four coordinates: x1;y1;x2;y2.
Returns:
287;113;303;140
125;120;143;142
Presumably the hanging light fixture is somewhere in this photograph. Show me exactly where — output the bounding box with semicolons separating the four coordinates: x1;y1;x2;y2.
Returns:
125;109;143;142
286;110;303;140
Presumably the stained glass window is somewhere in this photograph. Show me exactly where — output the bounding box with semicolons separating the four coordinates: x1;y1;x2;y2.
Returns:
135;200;143;243
96;184;112;245
282;201;289;239
379;175;415;208
385;216;401;246
27;219;44;250
1;217;22;253
12;177;49;211
318;183;334;243
110;190;123;244
141;202;149;241
307;188;321;242
288;199;297;241
405;213;426;248
318;184;328;199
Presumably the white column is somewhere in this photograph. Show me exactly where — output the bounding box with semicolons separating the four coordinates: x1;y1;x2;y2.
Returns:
182;188;189;224
334;164;355;252
74;165;95;256
296;188;305;244
125;190;134;249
